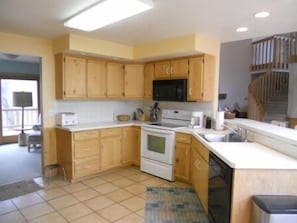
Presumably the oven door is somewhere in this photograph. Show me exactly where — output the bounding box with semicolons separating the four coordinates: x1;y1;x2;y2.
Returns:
141;126;175;165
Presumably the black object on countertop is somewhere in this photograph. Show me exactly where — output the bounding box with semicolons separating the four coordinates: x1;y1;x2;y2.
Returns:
205;117;211;129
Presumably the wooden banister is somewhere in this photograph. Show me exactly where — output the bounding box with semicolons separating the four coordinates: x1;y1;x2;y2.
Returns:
248;71;289;121
251;34;297;71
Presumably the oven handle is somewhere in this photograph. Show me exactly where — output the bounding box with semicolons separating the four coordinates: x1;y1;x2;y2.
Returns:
142;126;174;135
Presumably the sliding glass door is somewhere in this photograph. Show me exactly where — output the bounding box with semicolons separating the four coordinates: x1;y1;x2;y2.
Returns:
0;79;39;144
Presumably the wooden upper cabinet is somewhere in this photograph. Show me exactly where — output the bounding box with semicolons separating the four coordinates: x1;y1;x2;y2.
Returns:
124;64;144;99
87;59;107;98
144;63;154;99
188;54;215;101
106;62;124;98
55;54;87;99
154;59;189;79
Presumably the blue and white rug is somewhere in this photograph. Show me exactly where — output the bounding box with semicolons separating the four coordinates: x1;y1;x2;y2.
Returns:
145;187;209;223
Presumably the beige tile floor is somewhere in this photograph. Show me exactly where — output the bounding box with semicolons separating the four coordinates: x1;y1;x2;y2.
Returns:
0;166;190;223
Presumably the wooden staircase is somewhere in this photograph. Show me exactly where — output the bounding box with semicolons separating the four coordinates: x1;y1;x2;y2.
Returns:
248;33;296;122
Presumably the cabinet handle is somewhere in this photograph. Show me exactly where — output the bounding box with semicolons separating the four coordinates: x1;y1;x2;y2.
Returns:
189;88;192;95
186;150;189;156
166;67;170;75
195;159;200;169
170;67;173;74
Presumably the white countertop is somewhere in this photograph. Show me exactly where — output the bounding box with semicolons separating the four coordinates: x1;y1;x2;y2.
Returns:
56;120;152;131
56;119;297;170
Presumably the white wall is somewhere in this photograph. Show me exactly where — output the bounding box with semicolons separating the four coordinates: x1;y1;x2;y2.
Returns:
218;39;252;112
51;100;143;123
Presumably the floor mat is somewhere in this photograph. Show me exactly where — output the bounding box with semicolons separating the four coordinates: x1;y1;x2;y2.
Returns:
145;187;209;223
0;179;43;201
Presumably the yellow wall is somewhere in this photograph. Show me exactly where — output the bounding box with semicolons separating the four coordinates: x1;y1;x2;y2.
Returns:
54;33;134;59
0;32;55;128
1;31;221;127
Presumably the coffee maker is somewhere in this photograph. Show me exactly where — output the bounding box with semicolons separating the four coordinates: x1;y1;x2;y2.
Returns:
189;111;203;128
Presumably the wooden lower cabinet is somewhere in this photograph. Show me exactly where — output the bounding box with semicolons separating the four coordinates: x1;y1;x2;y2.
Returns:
191;137;209;213
56;128;100;182
122;126;141;166
100;128;122;171
174;133;191;182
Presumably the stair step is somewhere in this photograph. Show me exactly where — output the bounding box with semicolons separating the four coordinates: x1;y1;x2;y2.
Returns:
265;113;288;122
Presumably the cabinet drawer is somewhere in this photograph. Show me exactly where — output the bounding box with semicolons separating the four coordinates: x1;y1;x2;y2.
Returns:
74;157;100;178
100;128;122;137
176;133;191;144
73;130;99;141
192;137;209;163
73;139;99;159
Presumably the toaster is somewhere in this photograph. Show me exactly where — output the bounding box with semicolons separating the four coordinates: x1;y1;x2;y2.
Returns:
55;112;78;126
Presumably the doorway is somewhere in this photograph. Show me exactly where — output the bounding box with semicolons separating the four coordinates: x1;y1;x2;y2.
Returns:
0;52;42;185
0;79;40;144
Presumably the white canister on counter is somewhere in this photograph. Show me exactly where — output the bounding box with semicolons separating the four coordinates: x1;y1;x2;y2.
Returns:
215;111;224;130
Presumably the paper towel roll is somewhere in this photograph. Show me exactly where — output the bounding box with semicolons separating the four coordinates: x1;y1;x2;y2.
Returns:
215;111;224;130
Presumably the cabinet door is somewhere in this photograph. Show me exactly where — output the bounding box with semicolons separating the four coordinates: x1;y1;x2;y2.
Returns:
170;59;189;78
124;64;144;99
154;61;171;79
122;127;140;166
188;57;203;101
101;135;122;170
188;55;215;101
175;142;191;182
63;56;87;98
196;153;209;212
106;62;124;98
191;138;209;213
144;63;154;99
87;59;107;98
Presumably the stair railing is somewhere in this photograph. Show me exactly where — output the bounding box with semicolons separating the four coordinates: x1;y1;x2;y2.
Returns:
251;35;296;72
248;71;289;121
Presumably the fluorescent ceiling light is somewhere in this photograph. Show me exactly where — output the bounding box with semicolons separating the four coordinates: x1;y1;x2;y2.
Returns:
236;27;248;32
255;11;270;18
64;0;154;31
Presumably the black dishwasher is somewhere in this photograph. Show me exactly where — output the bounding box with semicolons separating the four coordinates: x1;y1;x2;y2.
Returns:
208;152;233;223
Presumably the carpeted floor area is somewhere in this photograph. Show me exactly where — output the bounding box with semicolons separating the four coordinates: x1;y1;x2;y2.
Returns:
0;143;42;186
145;187;209;223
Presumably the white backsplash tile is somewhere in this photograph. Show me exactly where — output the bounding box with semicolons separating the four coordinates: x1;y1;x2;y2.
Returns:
53;100;143;123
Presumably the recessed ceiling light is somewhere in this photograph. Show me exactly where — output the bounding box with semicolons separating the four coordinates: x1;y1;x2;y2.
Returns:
255;11;270;18
236;27;248;32
64;0;154;32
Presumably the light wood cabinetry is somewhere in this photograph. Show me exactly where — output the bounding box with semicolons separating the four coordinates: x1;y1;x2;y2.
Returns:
188;54;215;101
191;137;209;212
55;54;87;99
106;62;124;99
122;126;141;166
154;58;189;79
174;133;191;182
73;131;100;178
87;59;107;98
124;64;144;99
144;63;154;99
56;128;100;181
100;128;122;171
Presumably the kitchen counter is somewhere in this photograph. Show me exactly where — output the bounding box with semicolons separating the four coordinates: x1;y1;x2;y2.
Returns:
177;127;297;169
56;120;153;131
57;119;297;170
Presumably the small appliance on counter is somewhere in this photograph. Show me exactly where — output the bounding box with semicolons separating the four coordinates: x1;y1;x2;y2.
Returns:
55;112;78;126
189;111;203;128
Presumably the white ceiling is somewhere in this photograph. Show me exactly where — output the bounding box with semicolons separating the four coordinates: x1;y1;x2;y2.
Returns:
0;0;297;46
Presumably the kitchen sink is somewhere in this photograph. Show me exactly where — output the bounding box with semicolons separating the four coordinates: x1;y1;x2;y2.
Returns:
199;133;251;142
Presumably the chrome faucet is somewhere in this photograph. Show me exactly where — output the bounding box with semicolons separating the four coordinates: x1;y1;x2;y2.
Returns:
223;124;249;142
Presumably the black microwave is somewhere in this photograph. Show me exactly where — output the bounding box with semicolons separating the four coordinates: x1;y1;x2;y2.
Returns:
153;79;187;102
